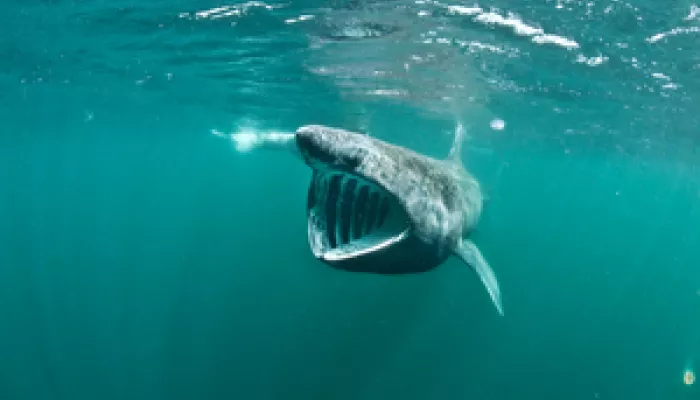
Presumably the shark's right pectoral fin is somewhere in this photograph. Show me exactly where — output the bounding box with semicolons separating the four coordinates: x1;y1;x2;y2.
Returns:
455;238;504;316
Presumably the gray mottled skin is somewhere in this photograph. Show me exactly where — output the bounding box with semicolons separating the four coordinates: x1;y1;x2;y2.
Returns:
295;124;483;267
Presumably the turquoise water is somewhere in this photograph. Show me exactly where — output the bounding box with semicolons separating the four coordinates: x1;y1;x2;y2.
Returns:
1;0;699;399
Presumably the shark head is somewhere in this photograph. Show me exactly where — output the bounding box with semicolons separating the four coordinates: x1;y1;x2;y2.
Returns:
294;125;370;173
294;126;416;270
293;125;468;274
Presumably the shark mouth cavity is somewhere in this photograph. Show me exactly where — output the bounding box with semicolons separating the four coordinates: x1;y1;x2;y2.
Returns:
306;170;410;262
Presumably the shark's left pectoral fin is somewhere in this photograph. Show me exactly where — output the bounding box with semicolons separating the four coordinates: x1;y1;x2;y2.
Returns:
455;238;504;316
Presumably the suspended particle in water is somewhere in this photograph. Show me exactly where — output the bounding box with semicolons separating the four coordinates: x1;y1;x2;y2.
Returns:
684;369;695;386
490;119;505;131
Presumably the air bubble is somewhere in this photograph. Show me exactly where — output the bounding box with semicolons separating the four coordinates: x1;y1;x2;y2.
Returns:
490;119;505;131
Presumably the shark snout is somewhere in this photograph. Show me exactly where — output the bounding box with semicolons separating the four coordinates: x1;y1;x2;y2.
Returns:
295;129;336;166
295;126;364;171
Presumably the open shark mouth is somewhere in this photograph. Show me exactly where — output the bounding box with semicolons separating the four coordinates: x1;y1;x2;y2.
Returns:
306;170;410;262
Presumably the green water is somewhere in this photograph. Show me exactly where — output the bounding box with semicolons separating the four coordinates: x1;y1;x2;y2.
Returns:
1;0;699;399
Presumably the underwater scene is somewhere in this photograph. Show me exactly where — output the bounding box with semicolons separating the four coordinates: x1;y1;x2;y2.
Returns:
1;0;699;399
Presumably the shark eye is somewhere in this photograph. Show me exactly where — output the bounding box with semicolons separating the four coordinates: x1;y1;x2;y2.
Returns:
338;153;361;170
337;147;368;170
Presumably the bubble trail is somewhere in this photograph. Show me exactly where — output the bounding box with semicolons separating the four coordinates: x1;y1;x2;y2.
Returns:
212;128;297;154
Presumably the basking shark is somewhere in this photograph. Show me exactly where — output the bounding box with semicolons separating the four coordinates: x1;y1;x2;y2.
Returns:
221;124;503;315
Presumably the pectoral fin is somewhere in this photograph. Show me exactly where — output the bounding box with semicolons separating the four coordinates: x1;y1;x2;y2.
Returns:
455;238;504;316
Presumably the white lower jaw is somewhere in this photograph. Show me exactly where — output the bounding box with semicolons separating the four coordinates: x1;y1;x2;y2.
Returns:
321;228;410;261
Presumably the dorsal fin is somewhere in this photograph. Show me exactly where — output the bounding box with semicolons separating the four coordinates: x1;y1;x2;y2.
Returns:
446;122;465;164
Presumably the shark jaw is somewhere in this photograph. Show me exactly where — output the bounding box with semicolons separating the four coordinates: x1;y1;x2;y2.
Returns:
306;169;411;263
